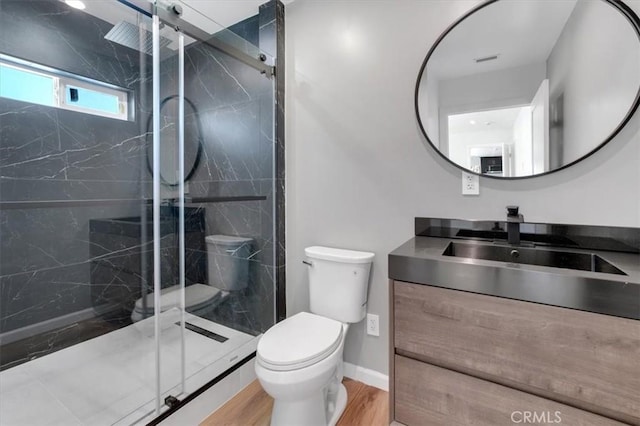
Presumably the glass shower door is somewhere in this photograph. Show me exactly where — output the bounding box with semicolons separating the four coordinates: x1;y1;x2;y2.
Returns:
140;0;279;418
0;1;165;425
0;0;278;422
150;13;188;415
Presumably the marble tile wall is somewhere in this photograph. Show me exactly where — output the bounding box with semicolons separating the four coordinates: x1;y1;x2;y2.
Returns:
0;0;151;337
0;0;284;360
164;6;280;334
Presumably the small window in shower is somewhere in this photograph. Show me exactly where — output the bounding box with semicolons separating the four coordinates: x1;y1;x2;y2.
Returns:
60;81;127;119
0;62;56;106
0;54;130;121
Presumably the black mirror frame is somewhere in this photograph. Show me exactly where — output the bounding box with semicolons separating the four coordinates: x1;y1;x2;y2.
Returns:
145;95;204;187
415;0;640;180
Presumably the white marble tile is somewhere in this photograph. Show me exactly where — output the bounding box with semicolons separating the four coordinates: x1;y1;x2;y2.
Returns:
82;385;154;426
0;379;81;426
38;356;145;421
193;333;253;367
0;365;35;393
26;341;103;378
1;313;255;425
45;417;83;426
126;405;166;426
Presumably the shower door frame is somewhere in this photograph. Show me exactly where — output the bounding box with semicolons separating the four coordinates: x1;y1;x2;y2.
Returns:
135;0;283;422
119;0;275;76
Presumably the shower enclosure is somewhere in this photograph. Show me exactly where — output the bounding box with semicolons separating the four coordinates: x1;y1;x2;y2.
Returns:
0;0;284;424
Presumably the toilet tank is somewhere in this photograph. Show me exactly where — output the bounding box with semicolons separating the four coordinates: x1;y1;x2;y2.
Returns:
205;235;253;291
305;246;375;323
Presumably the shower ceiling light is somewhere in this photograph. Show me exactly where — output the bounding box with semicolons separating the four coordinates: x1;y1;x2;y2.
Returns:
65;0;86;10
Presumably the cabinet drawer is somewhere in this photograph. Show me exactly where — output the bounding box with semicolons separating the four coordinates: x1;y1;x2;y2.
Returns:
395;355;626;426
394;281;640;424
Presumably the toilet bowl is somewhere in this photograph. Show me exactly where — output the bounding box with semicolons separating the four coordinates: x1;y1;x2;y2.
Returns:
255;246;374;426
131;234;253;322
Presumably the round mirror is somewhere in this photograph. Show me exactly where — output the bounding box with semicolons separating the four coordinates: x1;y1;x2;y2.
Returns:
416;0;640;178
146;95;203;186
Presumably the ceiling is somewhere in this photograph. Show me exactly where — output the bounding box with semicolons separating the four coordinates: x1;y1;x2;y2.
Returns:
428;0;578;80
449;106;526;135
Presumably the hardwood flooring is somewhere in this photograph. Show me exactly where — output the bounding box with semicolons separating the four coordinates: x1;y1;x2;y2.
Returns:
200;378;388;426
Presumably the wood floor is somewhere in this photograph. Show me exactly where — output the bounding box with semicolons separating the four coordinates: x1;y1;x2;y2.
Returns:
200;378;388;426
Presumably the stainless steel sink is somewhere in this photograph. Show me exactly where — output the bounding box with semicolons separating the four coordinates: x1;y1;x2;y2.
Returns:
442;242;626;275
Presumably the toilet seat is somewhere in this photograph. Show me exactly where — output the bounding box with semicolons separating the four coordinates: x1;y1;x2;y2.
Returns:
133;283;222;316
257;312;343;371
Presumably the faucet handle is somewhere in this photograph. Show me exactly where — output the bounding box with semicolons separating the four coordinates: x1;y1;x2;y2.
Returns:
506;205;519;217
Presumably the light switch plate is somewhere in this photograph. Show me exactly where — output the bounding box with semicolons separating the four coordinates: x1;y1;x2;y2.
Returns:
462;172;480;195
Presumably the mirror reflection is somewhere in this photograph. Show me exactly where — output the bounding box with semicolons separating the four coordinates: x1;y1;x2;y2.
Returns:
147;95;203;186
417;0;640;178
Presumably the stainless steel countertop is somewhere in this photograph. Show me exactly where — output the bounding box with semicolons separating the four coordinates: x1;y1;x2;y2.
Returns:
389;236;640;320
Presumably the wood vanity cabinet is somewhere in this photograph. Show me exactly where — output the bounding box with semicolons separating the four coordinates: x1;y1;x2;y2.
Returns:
389;280;640;426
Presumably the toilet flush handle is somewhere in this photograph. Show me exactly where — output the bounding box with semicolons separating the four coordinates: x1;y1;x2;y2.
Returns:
302;260;313;267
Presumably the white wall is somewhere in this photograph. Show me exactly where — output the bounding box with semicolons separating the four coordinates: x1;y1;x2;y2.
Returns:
449;128;512;170
547;0;640;164
436;62;545;151
438;62;546;113
420;69;440;150
513;106;533;176
285;0;640;376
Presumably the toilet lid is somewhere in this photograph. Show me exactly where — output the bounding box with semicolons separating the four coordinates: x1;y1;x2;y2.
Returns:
134;284;221;313
257;312;343;371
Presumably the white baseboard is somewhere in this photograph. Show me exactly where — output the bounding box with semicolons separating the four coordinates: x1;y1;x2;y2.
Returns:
343;362;389;391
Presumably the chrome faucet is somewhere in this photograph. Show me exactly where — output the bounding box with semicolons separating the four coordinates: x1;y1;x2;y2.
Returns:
506;205;524;245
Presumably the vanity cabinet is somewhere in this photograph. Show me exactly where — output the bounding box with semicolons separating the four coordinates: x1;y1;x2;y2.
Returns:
389;280;640;426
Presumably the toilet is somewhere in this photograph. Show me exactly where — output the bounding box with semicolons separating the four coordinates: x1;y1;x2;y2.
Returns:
131;234;253;322
255;246;375;426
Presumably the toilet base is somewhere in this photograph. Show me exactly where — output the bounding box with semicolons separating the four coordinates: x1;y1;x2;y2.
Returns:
328;383;347;426
271;390;326;426
269;382;347;426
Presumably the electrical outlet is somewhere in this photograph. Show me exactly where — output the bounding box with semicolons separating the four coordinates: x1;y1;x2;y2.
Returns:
366;313;379;337
462;171;479;195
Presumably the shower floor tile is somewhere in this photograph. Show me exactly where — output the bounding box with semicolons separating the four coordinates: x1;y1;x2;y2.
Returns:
0;380;82;426
0;310;256;426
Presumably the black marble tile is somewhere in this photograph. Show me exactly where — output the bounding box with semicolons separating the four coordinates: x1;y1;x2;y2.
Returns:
0;178;151;202
255;264;276;331
191;100;269;182
0;101;65;180
0;1;147;89
0;0;152;336
0;205;142;276
259;180;276;269
57;110;147;182
0;263;91;333
184;43;272;111
187;180;262;198
228;15;260;47
276;264;286;322
259;2;277;62
0;0;284;352
268;0;286;320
